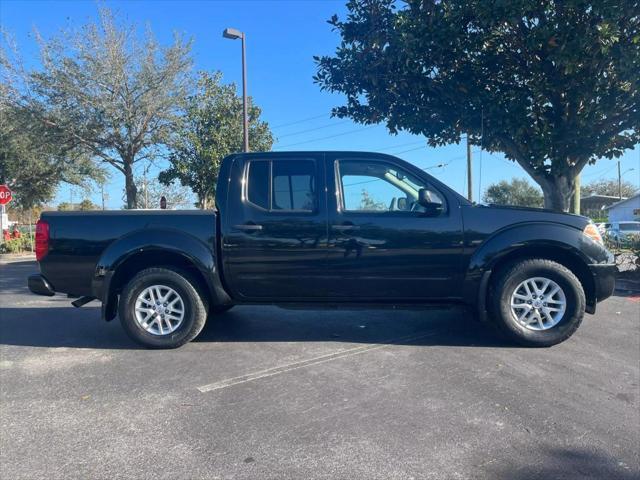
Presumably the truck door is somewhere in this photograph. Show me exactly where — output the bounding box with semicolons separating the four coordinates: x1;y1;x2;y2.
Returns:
325;154;465;300
221;154;329;300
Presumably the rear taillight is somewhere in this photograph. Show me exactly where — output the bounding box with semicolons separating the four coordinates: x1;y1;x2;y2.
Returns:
35;219;49;261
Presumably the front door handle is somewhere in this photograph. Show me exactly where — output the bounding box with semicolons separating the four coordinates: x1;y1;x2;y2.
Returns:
331;223;360;231
233;223;263;231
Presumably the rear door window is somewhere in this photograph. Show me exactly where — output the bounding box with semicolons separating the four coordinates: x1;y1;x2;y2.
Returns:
246;159;316;212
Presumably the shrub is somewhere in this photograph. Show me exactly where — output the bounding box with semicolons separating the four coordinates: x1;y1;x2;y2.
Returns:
0;235;34;254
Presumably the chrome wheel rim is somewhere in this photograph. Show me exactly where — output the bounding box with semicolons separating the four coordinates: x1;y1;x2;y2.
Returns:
510;277;566;331
134;285;185;336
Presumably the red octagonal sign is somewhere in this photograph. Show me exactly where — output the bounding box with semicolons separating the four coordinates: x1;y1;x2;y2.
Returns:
0;185;13;205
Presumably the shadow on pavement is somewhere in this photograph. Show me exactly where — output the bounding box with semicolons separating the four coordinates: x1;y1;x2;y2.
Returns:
0;260;39;296
0;305;516;350
488;446;638;480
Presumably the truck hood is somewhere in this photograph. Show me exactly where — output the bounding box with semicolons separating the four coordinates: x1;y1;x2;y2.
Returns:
465;204;590;231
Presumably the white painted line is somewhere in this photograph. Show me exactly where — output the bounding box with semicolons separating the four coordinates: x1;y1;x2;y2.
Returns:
197;331;437;393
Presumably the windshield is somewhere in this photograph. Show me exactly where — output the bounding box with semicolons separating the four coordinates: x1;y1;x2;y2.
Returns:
619;223;640;232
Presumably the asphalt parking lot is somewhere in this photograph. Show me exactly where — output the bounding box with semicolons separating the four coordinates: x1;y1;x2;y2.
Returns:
1;257;639;479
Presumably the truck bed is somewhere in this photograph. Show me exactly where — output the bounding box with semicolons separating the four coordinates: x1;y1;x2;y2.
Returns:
38;210;216;297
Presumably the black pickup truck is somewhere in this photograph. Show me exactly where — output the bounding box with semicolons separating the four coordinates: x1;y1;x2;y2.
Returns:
29;151;616;348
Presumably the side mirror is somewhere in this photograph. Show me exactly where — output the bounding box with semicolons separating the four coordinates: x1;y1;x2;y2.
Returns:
418;188;443;216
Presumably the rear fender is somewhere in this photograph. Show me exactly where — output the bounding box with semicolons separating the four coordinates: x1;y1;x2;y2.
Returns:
92;228;230;320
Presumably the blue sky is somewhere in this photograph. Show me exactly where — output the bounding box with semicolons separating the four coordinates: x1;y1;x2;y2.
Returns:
1;0;638;209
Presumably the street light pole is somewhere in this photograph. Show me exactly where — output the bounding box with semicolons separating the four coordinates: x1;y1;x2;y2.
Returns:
223;28;249;152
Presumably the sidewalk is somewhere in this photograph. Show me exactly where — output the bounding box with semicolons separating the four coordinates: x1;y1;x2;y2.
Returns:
0;252;36;264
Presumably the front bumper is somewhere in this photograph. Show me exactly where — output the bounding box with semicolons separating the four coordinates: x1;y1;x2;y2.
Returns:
589;263;617;304
28;274;55;297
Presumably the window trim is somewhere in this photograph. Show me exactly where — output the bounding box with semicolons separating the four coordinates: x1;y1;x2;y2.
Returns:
244;157;318;214
334;158;448;216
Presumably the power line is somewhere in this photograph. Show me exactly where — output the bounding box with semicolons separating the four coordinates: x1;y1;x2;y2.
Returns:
271;113;332;130
275;125;377;149
276;120;351;139
583;163;618;180
377;140;426;152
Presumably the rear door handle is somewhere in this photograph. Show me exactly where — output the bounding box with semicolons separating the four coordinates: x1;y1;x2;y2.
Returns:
331;223;359;231
233;224;263;231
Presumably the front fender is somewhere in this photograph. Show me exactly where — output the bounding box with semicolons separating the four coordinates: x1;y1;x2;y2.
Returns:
468;222;595;274
462;222;602;308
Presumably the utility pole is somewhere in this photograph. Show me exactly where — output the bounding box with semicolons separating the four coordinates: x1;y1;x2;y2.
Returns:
618;160;622;200
101;183;105;210
466;135;473;202
573;174;581;215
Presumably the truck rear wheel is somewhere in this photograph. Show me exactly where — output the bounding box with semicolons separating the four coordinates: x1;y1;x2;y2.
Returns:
119;267;208;349
490;259;585;347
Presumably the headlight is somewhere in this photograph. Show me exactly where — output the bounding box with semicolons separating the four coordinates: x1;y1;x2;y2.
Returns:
583;223;604;245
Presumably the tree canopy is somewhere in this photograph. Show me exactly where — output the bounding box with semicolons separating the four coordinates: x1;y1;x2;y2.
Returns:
582;178;639;199
0;103;104;209
315;0;640;211
159;72;274;209
1;8;193;209
483;178;544;208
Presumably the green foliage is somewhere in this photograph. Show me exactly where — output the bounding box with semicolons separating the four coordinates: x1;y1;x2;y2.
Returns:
78;199;99;211
159;72;274;209
0;235;33;254
136;175;194;209
1;7;193;209
582;179;639;199
0;104;104;209
359;189;387;211
315;1;640;211
483;178;544;208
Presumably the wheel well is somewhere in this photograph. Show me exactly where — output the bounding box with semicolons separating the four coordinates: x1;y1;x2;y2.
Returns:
487;245;596;311
110;250;211;304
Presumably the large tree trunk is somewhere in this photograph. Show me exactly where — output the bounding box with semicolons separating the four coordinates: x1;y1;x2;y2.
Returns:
536;174;575;212
124;162;137;209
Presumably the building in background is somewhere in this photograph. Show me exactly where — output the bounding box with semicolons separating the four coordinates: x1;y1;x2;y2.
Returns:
580;194;623;221
606;193;640;222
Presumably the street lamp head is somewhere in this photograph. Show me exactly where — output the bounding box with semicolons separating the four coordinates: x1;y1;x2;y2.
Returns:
223;28;243;40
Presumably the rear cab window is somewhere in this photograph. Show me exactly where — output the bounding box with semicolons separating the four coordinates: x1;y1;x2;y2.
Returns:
245;158;317;212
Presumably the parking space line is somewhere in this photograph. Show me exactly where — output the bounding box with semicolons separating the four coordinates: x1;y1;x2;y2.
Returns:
197;331;437;393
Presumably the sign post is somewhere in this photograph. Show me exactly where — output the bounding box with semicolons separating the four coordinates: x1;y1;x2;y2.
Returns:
0;185;13;244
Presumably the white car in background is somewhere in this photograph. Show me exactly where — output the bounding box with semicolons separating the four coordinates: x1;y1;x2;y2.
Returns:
595;222;610;235
606;221;640;245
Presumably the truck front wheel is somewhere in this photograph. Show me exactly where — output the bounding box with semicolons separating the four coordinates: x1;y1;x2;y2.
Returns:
119;267;208;349
490;259;586;347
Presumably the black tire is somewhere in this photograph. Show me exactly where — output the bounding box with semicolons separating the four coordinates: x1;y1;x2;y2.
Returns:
119;267;208;349
210;304;234;314
490;259;585;347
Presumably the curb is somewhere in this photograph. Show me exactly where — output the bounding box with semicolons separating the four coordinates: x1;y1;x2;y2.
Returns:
0;253;36;263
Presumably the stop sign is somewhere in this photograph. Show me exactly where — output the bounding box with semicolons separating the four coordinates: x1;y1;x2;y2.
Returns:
0;185;12;205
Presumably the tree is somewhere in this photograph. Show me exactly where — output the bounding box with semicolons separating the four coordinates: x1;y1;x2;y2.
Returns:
159;72;274;209
483;178;544;208
359;189;387;210
136;175;194;210
315;1;640;211
1;8;193;209
57;202;73;211
582;178;638;199
0;104;104;209
78;199;99;211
